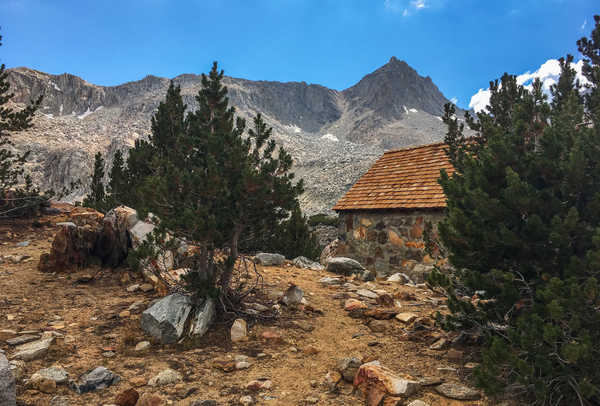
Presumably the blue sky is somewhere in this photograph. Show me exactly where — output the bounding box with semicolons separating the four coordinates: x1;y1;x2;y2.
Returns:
0;0;596;109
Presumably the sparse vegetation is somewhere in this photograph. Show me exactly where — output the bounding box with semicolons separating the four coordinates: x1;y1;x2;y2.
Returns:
308;213;340;227
430;16;600;405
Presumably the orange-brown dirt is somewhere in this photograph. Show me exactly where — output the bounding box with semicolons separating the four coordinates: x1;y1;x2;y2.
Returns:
0;213;498;406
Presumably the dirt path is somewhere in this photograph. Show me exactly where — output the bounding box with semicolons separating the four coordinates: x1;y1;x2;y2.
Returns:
0;215;493;406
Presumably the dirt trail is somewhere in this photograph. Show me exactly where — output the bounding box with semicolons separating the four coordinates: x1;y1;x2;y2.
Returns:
0;215;492;406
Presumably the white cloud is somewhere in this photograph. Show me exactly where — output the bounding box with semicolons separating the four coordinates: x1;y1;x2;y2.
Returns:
469;58;590;112
384;0;432;16
581;19;587;31
450;97;458;105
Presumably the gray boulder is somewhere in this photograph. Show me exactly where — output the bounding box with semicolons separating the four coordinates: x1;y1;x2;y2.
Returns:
0;353;16;406
129;220;155;249
292;256;324;271
408;264;434;284
70;366;120;394
11;337;54;361
281;285;304;306
34;366;69;385
326;257;365;275
189;298;216;338
254;252;285;266
141;293;193;344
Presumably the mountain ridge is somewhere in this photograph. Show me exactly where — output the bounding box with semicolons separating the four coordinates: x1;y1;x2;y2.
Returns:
6;58;464;214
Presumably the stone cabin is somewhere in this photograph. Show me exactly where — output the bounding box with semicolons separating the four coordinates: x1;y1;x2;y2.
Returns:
332;142;453;280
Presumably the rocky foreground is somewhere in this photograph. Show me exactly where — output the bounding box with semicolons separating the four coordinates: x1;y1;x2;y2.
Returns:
0;211;503;406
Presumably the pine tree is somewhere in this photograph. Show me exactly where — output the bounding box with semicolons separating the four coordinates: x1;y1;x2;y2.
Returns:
83;152;107;212
106;149;126;208
430;16;600;404
0;29;43;218
134;63;303;302
276;205;320;260
124;81;186;209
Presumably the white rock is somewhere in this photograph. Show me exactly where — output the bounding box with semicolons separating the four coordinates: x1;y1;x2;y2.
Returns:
148;368;182;386
230;319;247;343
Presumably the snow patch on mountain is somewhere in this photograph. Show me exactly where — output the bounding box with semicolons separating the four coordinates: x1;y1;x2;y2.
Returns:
321;133;339;142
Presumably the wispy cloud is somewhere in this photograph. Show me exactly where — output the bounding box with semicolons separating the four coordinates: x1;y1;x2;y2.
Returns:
450;97;458;105
384;0;433;17
581;19;587;31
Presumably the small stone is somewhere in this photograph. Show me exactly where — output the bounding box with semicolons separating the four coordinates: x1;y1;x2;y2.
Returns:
148;368;182;386
137;393;164;406
235;361;251;370
319;276;343;286
71;366;120;394
356;289;378;299
323;371;342;390
464;362;479;370
126;284;140;293
368;319;388;333
16;240;30;247
34;366;69;384
239;395;253;405
281;284;304;306
28;373;57;393
134;341;151;352
395;312;417;323
140;283;154;292
50;396;70;406
114;388;140;406
254;252;285;266
76;274;93;283
344;298;367;311
429;337;447;350
119;310;131;318
6;334;40;346
337;357;362;382
407;401;431;406
246;379;273;391
435;382;481;400
230;319;248;343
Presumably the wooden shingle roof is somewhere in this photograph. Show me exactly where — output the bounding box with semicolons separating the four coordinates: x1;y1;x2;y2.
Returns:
333;141;454;211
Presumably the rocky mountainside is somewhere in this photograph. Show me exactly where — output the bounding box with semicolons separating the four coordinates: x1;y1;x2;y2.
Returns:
7;57;462;214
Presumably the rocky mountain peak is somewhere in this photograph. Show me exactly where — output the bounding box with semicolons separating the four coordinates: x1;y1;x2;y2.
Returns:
342;57;448;119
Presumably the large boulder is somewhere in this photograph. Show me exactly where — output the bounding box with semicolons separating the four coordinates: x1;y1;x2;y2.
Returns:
254;253;285;266
0;353;16;406
38;222;100;273
189;298;216;338
326;257;373;281
141;293;193;344
97;206;138;267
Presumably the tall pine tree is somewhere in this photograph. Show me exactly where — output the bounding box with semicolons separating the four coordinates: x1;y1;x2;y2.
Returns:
133;63;303;302
431;16;600;404
0;29;43;218
83;152;107;212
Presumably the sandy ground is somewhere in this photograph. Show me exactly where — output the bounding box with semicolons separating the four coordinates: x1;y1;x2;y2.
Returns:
0;213;495;406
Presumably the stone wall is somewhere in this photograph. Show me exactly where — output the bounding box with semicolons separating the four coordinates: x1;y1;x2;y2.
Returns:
335;210;445;280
